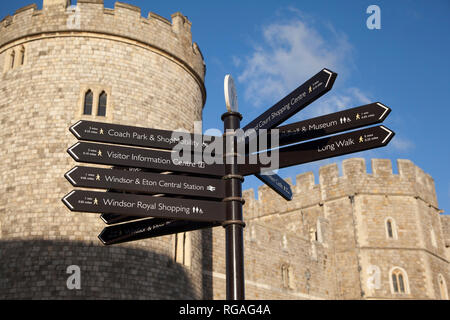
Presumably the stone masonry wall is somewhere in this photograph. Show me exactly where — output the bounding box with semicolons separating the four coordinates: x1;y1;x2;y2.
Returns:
0;1;206;299
209;158;450;300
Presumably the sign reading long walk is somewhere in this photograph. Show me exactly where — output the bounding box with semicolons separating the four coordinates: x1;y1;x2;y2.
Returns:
239;125;395;176
65;166;226;199
275;102;391;147
62;190;227;222
70;120;217;152
243;68;337;132
98;218;220;246
67;142;225;177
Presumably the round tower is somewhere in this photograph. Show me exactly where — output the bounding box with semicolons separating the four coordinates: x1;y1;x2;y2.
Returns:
0;0;207;299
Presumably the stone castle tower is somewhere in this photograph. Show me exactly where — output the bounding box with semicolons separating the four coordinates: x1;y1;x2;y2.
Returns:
0;1;448;300
0;0;207;299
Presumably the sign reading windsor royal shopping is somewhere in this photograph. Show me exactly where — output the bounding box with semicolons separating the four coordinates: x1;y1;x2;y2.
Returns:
62;67;395;247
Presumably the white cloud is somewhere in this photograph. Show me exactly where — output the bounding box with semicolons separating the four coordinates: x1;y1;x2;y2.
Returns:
237;12;354;108
390;137;415;152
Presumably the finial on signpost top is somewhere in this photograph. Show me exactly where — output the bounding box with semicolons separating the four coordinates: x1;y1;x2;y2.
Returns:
224;74;239;113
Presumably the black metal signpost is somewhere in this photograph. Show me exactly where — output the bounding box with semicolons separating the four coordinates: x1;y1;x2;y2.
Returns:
62;68;395;301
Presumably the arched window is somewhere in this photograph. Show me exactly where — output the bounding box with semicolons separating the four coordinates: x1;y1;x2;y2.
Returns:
97;91;107;117
10;50;15;69
281;264;293;289
438;274;449;300
385;217;398;240
389;267;410;294
83;90;93;115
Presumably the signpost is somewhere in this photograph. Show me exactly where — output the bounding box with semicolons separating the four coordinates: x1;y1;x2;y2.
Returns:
70;120;217;152
243;68;337;132
272;102;391;148
67;142;225;177
99;217;219;246
65;166;226;199
239;125;394;176
62;190;227;222
62;67;395;301
254;173;293;201
101;213;147;225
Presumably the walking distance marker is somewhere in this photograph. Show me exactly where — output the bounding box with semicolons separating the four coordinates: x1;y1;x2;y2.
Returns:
62;68;394;300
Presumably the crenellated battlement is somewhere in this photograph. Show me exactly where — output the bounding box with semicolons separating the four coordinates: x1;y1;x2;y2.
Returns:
0;0;205;81
243;158;439;219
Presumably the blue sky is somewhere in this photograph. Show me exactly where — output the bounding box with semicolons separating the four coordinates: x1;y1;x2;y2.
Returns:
1;1;449;213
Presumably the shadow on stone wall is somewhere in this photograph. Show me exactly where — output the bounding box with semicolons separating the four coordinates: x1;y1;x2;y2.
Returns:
0;239;196;300
201;228;213;300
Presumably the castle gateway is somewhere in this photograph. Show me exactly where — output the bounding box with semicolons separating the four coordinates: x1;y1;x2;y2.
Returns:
0;0;448;300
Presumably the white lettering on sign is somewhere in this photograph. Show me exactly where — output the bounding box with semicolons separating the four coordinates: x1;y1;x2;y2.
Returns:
103;198;135;208
317;138;355;153
308;120;338;131
108;129;130;139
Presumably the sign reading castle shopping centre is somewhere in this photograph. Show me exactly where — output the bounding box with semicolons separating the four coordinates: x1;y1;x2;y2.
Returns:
62;67;394;300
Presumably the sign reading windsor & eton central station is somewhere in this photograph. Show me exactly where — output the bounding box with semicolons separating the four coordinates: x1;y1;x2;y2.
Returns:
62;68;395;300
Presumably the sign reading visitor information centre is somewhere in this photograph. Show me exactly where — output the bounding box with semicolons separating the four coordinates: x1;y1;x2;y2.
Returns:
62;67;394;300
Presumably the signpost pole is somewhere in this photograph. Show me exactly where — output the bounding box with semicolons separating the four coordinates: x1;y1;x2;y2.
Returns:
222;110;245;300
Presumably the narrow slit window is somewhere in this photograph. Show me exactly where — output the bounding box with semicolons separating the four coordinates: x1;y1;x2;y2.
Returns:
10;51;15;69
398;274;405;293
387;220;393;238
392;273;399;293
97;91;107;117
385;218;397;240
20;47;25;65
83;90;93;115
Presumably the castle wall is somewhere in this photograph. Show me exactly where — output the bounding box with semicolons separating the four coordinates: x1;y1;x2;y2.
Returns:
441;216;450;260
207;222;334;300
218;158;450;300
0;1;206;299
0;1;205;89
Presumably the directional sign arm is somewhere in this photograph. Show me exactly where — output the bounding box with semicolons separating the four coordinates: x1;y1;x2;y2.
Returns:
64;166;226;199
101;213;144;225
70;120;217;152
243;68;338;132
67;142;225;177
98;218;220;245
238;125;395;176
275;102;391;147
254;173;293;201
61;190;227;223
